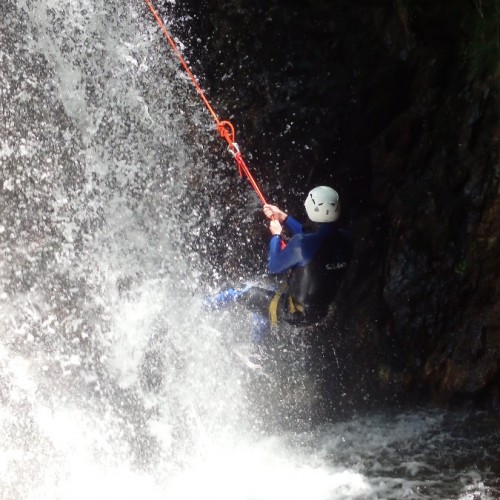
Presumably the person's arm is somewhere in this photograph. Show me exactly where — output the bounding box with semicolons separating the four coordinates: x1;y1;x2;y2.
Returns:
283;215;303;235
268;234;304;274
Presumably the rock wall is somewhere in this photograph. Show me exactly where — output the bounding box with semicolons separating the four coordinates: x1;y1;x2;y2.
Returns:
165;0;499;409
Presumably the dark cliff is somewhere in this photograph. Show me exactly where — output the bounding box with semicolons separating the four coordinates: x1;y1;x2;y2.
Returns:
161;0;499;410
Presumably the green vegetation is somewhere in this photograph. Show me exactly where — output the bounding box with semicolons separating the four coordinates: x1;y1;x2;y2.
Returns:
466;0;500;80
454;258;469;277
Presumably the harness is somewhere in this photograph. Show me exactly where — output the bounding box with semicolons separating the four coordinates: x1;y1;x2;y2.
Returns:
268;282;304;326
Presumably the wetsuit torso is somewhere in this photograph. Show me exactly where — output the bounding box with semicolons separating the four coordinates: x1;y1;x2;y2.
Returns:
268;215;352;323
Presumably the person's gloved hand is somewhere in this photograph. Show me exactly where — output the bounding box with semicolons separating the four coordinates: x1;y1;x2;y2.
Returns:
269;219;283;235
263;204;287;223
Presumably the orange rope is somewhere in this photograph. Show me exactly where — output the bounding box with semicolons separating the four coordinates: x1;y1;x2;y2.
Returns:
144;0;268;206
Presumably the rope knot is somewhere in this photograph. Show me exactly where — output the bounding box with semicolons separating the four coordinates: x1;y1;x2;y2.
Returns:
217;120;235;144
234;151;245;177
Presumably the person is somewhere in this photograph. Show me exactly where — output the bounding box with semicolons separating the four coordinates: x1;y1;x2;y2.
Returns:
204;186;353;346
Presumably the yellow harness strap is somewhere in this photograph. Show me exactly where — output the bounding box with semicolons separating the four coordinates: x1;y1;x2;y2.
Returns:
288;295;304;314
269;285;305;326
269;291;282;326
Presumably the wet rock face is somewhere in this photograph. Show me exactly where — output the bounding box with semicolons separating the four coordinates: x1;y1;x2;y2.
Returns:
173;0;499;407
378;78;499;405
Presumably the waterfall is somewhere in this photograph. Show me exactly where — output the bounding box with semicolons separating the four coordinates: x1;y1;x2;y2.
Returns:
1;0;254;495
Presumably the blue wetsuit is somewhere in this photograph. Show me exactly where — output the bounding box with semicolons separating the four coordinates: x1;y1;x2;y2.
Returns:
268;215;353;324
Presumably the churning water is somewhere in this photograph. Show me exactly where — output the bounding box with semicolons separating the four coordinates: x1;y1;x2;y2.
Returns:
1;1;499;499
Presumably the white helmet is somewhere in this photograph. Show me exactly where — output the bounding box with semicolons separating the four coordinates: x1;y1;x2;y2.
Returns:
304;186;340;222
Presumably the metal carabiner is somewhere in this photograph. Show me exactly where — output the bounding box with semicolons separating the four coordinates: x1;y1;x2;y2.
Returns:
228;142;240;158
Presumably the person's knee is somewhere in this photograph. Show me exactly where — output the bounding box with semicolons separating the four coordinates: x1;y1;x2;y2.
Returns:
245;287;274;310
